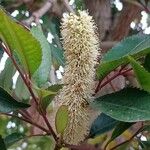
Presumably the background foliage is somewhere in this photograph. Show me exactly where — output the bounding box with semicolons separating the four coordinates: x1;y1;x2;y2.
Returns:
1;0;150;150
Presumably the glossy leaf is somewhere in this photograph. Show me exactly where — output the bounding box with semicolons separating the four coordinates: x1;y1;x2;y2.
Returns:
40;84;63;111
128;56;150;93
89;113;118;138
144;54;150;72
15;75;30;100
75;0;85;10
47;84;63;92
0;58;16;91
92;88;150;122
4;133;24;148
55;105;69;134
51;45;65;67
0;8;42;75
97;34;150;79
49;17;61;40
0;46;3;60
0;87;30;113
37;88;56;112
140;141;150;149
31;26;51;87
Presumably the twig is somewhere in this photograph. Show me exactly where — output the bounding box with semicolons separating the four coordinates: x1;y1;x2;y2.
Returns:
19;110;31;120
22;0;54;26
62;0;74;13
1;113;49;133
22;0;75;26
106;76;116;92
94;80;102;94
40;110;58;141
1;43;58;142
100;68;132;89
94;67;133;94
1;43;39;106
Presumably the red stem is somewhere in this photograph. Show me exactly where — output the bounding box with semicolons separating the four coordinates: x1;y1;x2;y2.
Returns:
94;80;102;94
99;72;120;90
107;76;116;92
1;113;49;133
1;43;58;141
95;67;133;94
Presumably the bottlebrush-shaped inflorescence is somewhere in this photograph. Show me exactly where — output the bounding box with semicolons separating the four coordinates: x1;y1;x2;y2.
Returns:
56;10;100;145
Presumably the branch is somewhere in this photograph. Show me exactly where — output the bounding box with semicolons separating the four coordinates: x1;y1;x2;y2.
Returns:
1;113;49;133
22;0;54;26
110;1;142;41
23;0;74;26
1;43;58;142
123;0;150;13
94;66;133;94
62;0;74;13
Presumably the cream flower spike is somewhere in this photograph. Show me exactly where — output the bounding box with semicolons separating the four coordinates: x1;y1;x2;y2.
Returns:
57;10;100;145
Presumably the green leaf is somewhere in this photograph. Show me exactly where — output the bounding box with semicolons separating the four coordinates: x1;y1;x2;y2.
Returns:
40;84;63;111
0;117;8;135
51;45;65;67
14;75;30;100
103;34;150;62
35;84;62;99
96;60;123;80
28;136;54;150
37;88;56;112
4;133;24;148
0;87;30;113
0;135;6;150
107;122;134;145
34;84;62;111
140;141;150;149
31;26;51;87
47;84;63;92
128;56;150;93
48;17;61;40
75;0;85;10
0;46;3;60
55;105;69;134
89;113;118;138
0;58;16;91
141;125;150;132
97;34;150;79
0;8;42;75
92;88;150;122
144;54;150;72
